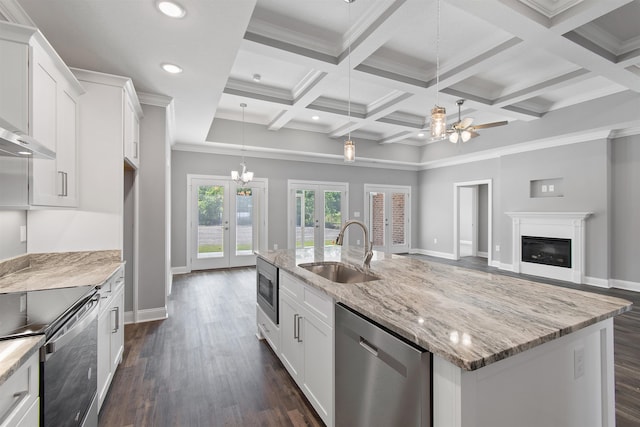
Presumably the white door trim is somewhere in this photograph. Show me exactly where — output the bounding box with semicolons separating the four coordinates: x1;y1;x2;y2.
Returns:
453;179;492;265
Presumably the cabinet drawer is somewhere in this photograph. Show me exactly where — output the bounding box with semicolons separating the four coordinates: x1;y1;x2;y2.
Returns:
99;265;124;311
302;285;333;327
0;352;39;427
279;271;303;299
257;304;280;352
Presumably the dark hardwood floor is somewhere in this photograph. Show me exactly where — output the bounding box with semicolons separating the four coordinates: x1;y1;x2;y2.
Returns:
98;267;323;427
99;258;640;427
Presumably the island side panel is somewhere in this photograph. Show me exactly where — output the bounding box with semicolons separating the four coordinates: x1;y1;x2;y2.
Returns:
433;318;616;427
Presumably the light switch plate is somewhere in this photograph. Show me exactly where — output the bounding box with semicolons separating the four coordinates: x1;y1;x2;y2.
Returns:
19;225;27;242
353;211;360;218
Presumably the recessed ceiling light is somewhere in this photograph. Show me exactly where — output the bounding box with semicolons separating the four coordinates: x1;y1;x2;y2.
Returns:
252;74;261;82
312;115;320;121
157;1;186;18
18;151;32;156
418;132;425;137
161;63;183;74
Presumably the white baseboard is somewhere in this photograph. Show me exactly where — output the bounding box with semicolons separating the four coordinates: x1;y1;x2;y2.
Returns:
124;311;135;325
584;276;611;288
610;279;640;292
488;260;500;268
478;251;488;258
459;240;472;246
136;306;168;323
410;248;456;260
172;266;189;275
499;263;514;272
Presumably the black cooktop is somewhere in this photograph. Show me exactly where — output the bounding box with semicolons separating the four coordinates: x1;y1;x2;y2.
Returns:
0;285;96;340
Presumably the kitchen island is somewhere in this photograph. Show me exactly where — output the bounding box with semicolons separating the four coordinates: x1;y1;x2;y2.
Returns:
257;246;632;427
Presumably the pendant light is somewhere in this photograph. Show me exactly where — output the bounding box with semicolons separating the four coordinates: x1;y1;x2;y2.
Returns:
430;0;446;139
231;103;254;185
344;0;355;163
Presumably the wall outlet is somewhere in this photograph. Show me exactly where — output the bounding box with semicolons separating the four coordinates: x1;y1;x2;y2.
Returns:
356;239;361;245
495;244;500;252
19;225;27;243
20;295;26;312
353;211;360;218
574;346;585;379
273;243;278;250
433;237;438;244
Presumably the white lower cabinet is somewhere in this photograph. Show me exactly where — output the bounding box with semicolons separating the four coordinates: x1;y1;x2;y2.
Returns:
0;352;39;427
97;267;125;410
279;271;334;426
256;304;280;353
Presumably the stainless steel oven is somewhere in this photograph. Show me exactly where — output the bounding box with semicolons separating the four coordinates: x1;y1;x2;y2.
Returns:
40;292;98;427
0;285;98;427
256;257;278;325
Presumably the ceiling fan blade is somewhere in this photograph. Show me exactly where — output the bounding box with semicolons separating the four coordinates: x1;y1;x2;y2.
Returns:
460;117;473;129
472;120;508;130
469;130;480;138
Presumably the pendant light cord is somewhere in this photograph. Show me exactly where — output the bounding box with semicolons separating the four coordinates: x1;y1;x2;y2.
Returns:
435;0;441;106
241;104;246;163
347;2;352;141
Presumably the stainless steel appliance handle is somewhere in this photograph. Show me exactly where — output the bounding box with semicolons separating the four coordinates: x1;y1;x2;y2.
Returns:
0;391;29;425
45;296;98;356
359;337;379;357
112;306;120;333
297;315;303;343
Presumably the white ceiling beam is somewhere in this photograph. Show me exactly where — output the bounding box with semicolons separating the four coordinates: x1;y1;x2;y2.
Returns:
267;72;332;130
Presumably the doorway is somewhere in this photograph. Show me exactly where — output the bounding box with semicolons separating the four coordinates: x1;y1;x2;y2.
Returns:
188;175;267;271
288;180;348;251
453;180;492;265
364;184;411;253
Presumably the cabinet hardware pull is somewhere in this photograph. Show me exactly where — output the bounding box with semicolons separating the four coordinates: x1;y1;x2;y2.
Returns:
112;306;120;333
58;171;65;196
293;314;298;339
297;315;303;343
262;323;269;333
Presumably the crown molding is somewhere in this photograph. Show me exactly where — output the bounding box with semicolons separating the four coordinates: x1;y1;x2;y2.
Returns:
138;92;173;108
574;23;640;57
608;127;640;139
0;0;35;26
518;0;584;18
172;141;419;171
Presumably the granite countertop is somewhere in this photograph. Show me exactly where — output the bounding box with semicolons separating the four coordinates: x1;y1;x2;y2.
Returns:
257;246;632;371
0;250;122;293
0;335;44;387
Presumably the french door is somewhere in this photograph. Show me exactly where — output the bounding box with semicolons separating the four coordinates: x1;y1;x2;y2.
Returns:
288;181;348;251
364;184;410;253
189;176;266;270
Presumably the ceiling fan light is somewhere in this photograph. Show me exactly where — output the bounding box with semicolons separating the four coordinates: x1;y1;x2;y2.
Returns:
430;106;447;138
461;130;471;142
344;139;355;163
449;132;459;144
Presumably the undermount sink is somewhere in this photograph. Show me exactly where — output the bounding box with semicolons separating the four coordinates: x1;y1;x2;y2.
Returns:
298;262;380;284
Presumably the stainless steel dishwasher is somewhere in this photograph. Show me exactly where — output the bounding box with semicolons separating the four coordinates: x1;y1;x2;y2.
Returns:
335;303;432;427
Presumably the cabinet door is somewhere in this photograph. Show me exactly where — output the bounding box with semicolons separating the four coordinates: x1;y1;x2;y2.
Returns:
0;39;29;133
97;305;113;409
55;88;78;206
30;46;59;205
279;293;304;383
123;97;139;168
302;313;333;423
110;285;125;373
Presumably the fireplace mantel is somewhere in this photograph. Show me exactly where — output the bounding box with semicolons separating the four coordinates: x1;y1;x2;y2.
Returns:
505;212;593;283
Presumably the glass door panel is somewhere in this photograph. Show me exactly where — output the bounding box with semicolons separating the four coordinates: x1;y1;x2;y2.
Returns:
296;189;316;249
365;185;410;254
391;192;407;247
369;192;385;248
324;191;342;247
192;179;229;270
235;187;253;256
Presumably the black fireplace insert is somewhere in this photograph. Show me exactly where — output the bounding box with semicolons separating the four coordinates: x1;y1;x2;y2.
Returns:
522;236;571;268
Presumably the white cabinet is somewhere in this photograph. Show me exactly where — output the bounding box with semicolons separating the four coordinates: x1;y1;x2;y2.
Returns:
279;271;334;426
123;96;140;169
97;266;125;410
0;21;83;208
256;303;280;353
0;352;39;427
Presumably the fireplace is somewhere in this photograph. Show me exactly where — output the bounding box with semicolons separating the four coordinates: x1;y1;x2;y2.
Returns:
506;212;591;283
522;236;571;268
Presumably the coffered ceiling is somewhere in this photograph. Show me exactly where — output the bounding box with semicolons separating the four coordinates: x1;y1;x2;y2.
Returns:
2;0;640;157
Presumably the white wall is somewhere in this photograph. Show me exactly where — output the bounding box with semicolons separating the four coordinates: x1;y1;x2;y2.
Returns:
0;211;26;259
171;151;418;268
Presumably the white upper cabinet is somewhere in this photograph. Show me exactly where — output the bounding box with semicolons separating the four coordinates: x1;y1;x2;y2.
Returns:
0;21;84;207
123;95;141;169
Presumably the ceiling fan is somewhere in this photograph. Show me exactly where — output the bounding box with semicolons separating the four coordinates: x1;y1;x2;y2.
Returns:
447;99;508;143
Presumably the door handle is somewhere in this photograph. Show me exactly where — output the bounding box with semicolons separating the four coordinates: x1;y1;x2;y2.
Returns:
297;315;303;343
